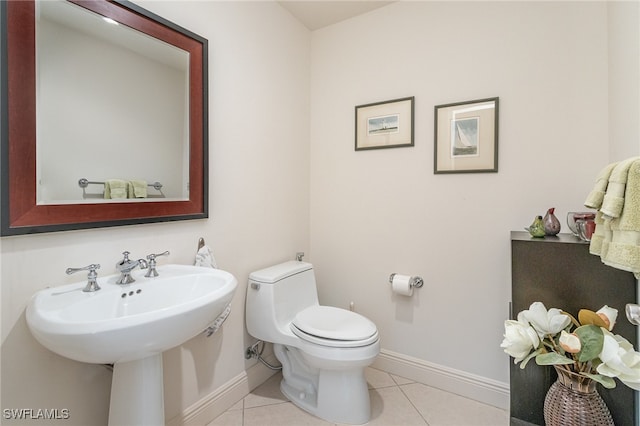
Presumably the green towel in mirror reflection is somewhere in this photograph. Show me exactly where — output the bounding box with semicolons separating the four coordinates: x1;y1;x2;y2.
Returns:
128;180;148;198
104;179;127;199
104;179;148;199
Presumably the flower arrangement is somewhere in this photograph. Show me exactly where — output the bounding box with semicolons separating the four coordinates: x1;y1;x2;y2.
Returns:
501;302;640;390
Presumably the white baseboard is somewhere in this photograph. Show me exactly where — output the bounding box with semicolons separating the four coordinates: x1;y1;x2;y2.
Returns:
372;349;509;410
166;354;279;426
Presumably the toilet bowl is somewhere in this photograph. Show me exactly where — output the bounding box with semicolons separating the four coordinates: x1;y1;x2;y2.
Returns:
246;261;380;425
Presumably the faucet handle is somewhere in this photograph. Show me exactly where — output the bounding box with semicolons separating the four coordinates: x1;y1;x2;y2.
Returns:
145;251;169;278
66;263;101;275
146;250;170;261
66;264;101;292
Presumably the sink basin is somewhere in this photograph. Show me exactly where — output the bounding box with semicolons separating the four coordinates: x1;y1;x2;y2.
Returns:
27;264;237;364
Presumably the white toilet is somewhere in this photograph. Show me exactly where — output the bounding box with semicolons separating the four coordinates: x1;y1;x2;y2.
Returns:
246;260;380;425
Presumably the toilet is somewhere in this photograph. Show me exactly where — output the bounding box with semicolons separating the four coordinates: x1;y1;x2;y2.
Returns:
246;260;380;425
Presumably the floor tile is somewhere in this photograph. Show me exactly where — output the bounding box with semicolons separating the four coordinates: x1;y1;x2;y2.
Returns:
206;409;243;426
363;386;427;426
243;373;288;409
365;366;397;389
244;402;333;426
390;373;414;385
400;382;509;426
228;399;243;411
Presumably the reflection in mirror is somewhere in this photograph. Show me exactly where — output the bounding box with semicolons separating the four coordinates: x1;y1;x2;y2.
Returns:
1;0;208;235
37;0;189;203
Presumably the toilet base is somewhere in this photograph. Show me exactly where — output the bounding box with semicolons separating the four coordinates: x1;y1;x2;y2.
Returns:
280;368;370;425
275;344;373;425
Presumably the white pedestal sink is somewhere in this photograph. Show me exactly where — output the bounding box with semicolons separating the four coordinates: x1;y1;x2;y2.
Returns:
26;264;237;426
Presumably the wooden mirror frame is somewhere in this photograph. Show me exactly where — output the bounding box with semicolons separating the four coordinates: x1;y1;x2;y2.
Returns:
1;0;208;235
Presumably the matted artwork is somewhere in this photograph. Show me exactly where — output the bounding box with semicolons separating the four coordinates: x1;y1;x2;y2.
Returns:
434;97;499;173
355;97;414;151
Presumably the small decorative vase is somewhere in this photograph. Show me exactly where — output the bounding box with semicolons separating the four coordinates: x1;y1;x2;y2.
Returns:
543;366;614;426
543;207;561;236
525;215;546;238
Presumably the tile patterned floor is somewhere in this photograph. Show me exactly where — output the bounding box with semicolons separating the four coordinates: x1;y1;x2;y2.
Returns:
207;367;508;426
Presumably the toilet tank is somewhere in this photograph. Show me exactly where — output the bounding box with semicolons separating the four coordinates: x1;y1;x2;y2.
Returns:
246;261;319;341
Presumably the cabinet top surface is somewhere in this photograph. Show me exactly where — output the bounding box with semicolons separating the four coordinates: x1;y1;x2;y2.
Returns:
511;231;589;245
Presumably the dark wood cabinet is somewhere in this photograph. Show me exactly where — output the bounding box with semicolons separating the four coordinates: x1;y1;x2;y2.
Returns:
510;231;638;426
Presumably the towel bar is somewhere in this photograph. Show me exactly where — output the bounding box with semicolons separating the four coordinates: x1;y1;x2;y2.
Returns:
78;178;165;199
78;178;163;191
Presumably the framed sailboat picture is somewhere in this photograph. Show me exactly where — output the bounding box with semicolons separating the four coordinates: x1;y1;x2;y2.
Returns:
355;97;414;151
434;97;499;173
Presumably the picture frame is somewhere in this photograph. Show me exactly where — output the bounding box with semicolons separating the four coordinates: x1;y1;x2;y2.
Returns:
434;97;499;173
355;97;414;151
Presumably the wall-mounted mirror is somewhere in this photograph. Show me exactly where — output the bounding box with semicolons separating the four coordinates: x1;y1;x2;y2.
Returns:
1;0;208;235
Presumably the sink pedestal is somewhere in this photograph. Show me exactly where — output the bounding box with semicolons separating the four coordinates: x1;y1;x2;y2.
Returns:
109;354;164;426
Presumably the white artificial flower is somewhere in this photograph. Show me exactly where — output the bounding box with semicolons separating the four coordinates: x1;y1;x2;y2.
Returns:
501;319;540;363
596;305;618;331
521;302;571;338
559;330;581;353
597;329;640;390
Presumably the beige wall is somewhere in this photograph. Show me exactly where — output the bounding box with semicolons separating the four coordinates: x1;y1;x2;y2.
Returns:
309;0;610;387
608;0;640;158
1;1;310;424
2;0;639;424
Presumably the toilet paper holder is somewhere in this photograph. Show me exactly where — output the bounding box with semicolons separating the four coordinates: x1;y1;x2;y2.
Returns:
388;273;423;289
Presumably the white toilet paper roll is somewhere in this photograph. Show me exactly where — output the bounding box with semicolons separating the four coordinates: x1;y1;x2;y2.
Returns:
391;274;413;296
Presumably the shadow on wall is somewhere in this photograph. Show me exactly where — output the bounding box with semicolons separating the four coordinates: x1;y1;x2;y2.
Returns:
1;313;112;425
389;274;423;323
163;326;225;397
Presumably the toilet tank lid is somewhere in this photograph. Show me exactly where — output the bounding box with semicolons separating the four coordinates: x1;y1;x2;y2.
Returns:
249;261;312;284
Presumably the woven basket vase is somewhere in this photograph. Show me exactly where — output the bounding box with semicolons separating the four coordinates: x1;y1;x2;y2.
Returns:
543;366;614;426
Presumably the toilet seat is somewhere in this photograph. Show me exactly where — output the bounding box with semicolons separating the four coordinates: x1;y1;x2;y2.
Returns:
291;306;379;348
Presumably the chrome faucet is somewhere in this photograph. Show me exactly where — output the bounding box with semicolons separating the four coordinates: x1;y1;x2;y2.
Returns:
115;251;148;284
66;264;101;292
